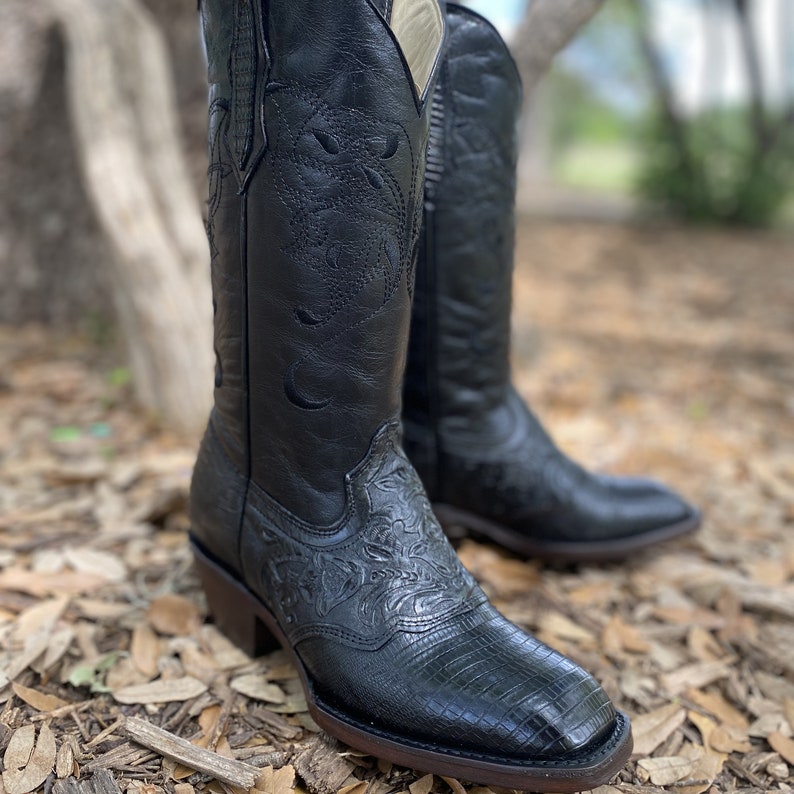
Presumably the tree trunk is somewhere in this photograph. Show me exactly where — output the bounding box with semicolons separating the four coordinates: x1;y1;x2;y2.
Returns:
511;0;606;96
0;22;115;329
44;0;213;437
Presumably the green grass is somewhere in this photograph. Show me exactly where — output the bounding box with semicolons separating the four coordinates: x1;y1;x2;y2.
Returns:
553;143;641;195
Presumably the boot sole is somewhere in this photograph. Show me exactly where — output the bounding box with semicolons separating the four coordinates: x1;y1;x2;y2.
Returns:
191;536;633;791
433;504;702;563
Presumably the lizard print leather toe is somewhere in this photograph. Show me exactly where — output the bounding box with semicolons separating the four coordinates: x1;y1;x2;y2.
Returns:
190;0;632;789
403;5;700;562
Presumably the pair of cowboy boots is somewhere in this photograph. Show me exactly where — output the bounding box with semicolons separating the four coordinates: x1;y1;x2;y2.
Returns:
190;1;699;789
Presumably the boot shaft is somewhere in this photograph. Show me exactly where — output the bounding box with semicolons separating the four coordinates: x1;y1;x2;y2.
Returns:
201;0;444;525
404;5;522;479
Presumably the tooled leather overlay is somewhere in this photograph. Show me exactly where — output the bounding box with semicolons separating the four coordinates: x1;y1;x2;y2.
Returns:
242;423;484;649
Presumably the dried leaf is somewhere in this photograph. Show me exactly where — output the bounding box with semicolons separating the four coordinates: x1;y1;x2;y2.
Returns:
336;783;367;794
440;777;466;794
601;614;650;655
784;696;794;731
3;725;36;772
147;594;201;636
36;626;76;674
631;703;687;757
105;657;152;692
678;742;726;794
4;631;51;683
0;568;106;597
686;687;748;729
768;731;794;766
2;723;56;794
131;624;160;678
11;682;68;712
636;755;694;786
709;724;752;754
567;581;615;607
409;775;434;794
536;612;595;645
113;676;207;704
661;660;732;695
74;598;133;621
230;674;285;704
687;626;724;662
177;642;219;685
8;596;69;645
688;709;718;750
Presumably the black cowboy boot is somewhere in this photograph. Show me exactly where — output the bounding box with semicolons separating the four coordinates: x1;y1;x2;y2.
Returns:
189;0;631;789
404;5;700;562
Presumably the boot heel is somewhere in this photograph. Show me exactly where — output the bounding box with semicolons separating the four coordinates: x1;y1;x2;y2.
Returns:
191;538;281;658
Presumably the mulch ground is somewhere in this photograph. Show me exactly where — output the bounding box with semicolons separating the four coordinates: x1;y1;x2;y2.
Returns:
1;219;792;794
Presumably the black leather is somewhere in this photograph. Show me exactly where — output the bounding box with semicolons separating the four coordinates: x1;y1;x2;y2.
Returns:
191;0;628;779
403;5;698;555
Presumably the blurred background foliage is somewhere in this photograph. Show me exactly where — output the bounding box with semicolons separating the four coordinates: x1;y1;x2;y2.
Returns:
479;0;794;228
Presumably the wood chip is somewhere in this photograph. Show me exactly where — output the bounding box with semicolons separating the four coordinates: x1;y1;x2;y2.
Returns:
125;717;263;790
293;736;356;794
113;676;207;705
56;741;75;779
53;769;123;794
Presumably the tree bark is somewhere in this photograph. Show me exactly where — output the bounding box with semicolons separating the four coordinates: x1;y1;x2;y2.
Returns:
43;0;213;436
0;22;114;329
732;0;769;153
634;0;698;180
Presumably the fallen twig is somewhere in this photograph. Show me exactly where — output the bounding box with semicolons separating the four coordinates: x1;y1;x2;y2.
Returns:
124;716;264;789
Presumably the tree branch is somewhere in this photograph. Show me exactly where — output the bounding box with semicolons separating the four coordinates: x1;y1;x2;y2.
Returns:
511;0;607;96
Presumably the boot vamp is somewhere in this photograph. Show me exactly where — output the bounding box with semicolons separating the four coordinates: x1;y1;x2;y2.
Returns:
241;424;618;760
297;599;617;761
438;390;695;542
